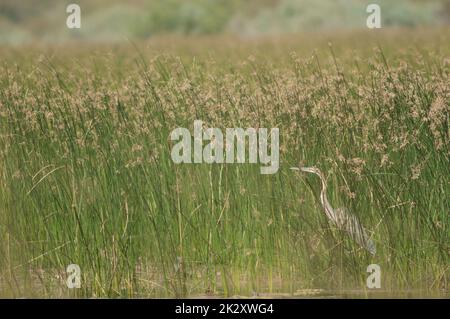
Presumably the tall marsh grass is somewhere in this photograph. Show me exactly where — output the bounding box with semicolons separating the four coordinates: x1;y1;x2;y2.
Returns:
0;29;448;297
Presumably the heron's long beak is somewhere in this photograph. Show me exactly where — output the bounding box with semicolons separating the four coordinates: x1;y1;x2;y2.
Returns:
290;167;300;171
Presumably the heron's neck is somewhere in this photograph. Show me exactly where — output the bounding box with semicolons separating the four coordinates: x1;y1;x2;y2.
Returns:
319;178;329;208
318;174;335;222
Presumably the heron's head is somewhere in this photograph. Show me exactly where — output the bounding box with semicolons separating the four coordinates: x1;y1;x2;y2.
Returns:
290;166;324;180
299;167;322;175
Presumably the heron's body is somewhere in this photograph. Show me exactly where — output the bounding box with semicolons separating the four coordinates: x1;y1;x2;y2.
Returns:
291;166;376;255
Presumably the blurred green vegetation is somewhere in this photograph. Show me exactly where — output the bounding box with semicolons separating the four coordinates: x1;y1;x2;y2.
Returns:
135;0;240;36
0;0;449;43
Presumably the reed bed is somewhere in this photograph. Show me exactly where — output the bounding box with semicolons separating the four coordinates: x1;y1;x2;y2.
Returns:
0;29;448;297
